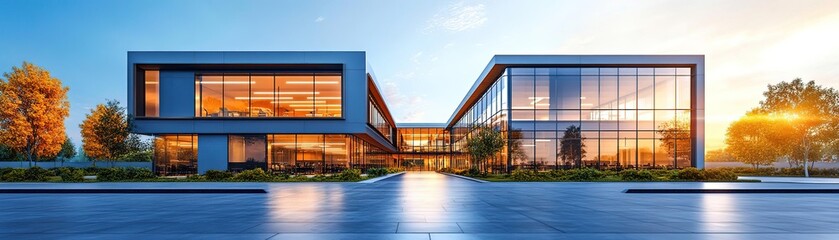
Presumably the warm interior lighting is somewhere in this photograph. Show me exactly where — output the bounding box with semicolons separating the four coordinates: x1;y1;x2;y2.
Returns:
197;81;255;84
307;97;341;100
289;104;341;107
235;96;279;100
254;91;320;95
286;81;339;84
522;144;536;147
270;100;327;104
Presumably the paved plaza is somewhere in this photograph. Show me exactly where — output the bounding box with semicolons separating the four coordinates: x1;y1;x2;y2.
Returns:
2;172;839;239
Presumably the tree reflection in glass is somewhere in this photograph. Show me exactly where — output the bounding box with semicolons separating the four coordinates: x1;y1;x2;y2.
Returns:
657;118;690;166
558;125;586;168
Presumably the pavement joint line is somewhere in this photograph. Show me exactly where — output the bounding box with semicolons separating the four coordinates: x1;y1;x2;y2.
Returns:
358;172;406;183
438;172;488;183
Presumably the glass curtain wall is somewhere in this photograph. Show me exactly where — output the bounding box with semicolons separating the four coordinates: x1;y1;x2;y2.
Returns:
396;128;451;171
195;72;342;118
507;67;693;170
451;73;508;172
368;98;393;143
266;134;392;174
153;135;198;175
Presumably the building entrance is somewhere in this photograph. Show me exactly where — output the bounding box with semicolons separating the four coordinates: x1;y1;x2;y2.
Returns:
398;154;450;171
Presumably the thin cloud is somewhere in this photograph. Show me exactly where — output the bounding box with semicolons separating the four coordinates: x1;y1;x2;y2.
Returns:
382;80;427;122
314;16;324;22
424;2;487;33
410;52;423;64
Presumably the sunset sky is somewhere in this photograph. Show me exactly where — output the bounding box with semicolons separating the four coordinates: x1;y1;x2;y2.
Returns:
1;0;838;152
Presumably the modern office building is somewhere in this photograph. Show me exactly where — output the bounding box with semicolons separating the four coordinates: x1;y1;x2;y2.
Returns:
128;52;704;175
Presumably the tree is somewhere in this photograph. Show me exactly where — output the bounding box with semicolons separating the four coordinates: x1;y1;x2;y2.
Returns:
119;133;152;162
57;136;77;163
558;125;586;169
0;144;21;161
753;79;839;177
705;149;734;162
657;117;691;165
725;113;790;168
0;62;70;167
466;127;504;173
507;129;528;172
80;99;129;167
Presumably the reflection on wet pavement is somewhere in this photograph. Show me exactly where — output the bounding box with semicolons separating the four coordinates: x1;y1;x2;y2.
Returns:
2;172;839;239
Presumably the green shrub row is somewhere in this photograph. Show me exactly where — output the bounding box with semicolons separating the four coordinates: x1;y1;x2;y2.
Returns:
365;167;404;178
714;167;839;177
0;166;157;182
0;167;371;182
441;167;739;182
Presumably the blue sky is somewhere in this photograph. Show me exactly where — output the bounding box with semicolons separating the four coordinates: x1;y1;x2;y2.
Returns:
2;0;838;151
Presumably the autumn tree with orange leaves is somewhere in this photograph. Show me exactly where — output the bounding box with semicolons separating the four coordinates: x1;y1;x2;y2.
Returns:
0;62;70;167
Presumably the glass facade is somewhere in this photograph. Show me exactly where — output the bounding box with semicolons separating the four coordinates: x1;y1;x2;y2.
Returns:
195;72;342;118
139;60;696;175
143;70;159;117
396;127;459;171
451;73;508;172
506;67;693;170
369;98;394;142
153;135;197;175
265;134;391;174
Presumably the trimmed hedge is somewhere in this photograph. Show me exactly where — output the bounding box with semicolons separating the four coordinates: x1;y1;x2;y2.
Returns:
715;167;839;177
445;167;742;182
366;168;389;178
0;167;372;182
204;170;234;181
96;167;156;181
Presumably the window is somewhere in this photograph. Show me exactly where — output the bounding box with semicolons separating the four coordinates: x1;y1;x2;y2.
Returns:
223;75;250;117
198;75;223;117
368;99;393;141
196;71;342;118
315;74;342;117
250;74;275;117
144;70;159;117
277;74;314;117
153;135;197;175
228;135;267;171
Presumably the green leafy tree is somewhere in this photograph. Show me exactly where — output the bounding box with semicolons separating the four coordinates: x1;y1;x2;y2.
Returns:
726;113;790;168
80;99;130;167
0;144;21;161
752;79;839;177
57;136;77;162
558;125;586;168
466;127;504;173
119;133;152;162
